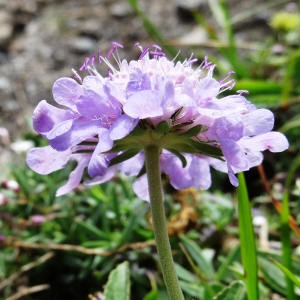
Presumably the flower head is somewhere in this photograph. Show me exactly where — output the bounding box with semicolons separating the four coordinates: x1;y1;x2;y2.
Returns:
26;43;289;200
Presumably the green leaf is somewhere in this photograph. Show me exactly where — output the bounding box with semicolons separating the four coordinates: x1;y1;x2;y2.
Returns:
179;281;204;298
175;263;198;283
279;114;300;133
258;256;286;295
234;80;282;94
215;245;240;281
237;173;258;300
75;220;109;240
270;258;300;288
143;290;159;300
179;235;215;280
212;281;245;300
103;261;130;300
117;204;148;247
109;148;141;166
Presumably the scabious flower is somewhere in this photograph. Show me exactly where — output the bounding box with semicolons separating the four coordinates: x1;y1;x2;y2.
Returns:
26;42;289;200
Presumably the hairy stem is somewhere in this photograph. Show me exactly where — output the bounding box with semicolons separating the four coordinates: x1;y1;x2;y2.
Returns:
144;145;184;300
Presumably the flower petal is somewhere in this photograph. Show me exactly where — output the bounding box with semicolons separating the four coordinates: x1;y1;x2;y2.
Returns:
123;90;164;118
33;100;78;135
88;129;114;177
56;154;91;196
195;77;220;104
119;152;144;176
132;174;150;201
109;114;138;140
26;146;72;175
242;109;274;136
189;156;211;189
83;76;104;95
227;162;238;186
46;119;75;139
49;118;104;151
52;78;84;112
84;166;117;186
77;89;115;120
239;132;289;152
219;138;248;170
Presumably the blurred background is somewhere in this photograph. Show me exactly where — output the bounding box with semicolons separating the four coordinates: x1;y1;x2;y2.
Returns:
1;0;300;299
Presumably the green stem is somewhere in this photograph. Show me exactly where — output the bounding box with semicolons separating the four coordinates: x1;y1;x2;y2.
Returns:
144;145;184;300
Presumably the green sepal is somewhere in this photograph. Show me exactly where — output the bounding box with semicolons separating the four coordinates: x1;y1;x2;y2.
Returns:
178;125;202;138
188;140;223;158
109;148;141;167
137;163;147;178
153;120;172;138
104;142;138;154
166;148;187;168
128;124;146;136
167;142;199;154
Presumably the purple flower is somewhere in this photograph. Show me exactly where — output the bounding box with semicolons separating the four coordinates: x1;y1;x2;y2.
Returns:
26;43;289;200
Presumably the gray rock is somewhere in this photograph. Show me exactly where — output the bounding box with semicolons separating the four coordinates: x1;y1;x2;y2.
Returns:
2;100;19;112
109;2;132;18
0;77;10;91
70;36;96;54
0;10;13;45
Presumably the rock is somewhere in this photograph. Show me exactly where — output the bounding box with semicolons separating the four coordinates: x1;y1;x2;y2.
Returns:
80;19;102;38
0;10;13;46
70;36;96;54
9;0;37;14
0;77;10;91
2;100;19;112
175;0;207;22
109;2;132;18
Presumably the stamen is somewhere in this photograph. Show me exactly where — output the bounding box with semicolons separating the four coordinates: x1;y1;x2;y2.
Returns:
187;58;198;65
72;68;83;84
110;41;124;48
219;79;235;93
152;44;162;51
150;51;165;57
172;50;181;62
101;56;118;73
219;70;235;84
91;55;96;66
106;46;117;58
111;52;121;68
139;45;150;60
236;90;249;95
79;57;90;71
134;42;140;47
98;50;102;64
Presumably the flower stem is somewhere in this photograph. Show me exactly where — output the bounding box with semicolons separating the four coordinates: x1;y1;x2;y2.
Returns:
144;145;184;300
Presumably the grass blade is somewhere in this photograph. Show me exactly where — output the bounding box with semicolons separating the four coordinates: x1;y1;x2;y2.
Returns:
279;153;300;300
237;172;258;300
270;258;300;288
